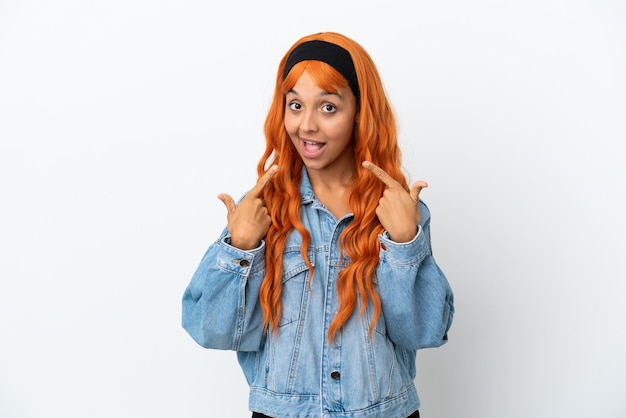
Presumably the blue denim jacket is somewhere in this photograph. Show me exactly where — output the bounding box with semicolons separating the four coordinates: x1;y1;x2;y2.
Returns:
182;169;454;418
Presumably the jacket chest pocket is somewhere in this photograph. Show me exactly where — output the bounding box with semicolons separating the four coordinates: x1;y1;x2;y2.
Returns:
278;249;314;327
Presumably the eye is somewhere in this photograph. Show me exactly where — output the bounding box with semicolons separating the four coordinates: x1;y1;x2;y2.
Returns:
321;104;336;113
288;102;301;111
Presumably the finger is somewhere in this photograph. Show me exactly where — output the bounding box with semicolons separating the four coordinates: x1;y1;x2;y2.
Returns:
362;161;402;189
217;193;236;214
409;181;429;202
249;165;279;197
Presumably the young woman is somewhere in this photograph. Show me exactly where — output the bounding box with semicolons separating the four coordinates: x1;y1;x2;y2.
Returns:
182;31;454;418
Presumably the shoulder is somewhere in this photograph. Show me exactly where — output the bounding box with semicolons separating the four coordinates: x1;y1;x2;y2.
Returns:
418;199;431;219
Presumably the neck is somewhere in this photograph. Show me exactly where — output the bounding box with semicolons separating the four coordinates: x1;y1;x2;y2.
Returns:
305;165;355;219
306;164;355;192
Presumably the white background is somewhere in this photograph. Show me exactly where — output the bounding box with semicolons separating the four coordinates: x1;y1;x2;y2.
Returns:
1;1;625;417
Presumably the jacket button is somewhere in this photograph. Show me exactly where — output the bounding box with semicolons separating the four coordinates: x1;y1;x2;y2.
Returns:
330;371;340;380
239;259;249;267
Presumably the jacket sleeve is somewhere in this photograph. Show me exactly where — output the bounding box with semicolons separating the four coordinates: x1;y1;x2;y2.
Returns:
181;230;266;352
376;201;454;350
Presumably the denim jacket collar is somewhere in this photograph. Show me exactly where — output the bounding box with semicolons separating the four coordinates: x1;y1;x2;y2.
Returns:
299;167;315;204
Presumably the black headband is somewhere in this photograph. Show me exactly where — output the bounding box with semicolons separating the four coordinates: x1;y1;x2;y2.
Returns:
283;40;360;100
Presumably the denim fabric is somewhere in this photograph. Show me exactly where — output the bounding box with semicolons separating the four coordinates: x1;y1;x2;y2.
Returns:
183;169;454;418
253;410;420;418
253;411;419;418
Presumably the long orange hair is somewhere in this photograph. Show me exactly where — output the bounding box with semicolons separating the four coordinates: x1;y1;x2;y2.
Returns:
257;32;408;340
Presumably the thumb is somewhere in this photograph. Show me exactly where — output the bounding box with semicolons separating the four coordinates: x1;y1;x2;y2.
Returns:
217;193;236;214
409;181;428;202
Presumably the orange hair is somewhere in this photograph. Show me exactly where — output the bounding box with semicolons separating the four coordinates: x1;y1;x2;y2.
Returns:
257;32;408;340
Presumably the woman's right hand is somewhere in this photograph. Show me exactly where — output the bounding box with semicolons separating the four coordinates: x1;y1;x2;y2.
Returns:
217;165;278;250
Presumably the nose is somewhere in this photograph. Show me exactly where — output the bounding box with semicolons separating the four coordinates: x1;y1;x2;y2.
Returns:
300;109;318;133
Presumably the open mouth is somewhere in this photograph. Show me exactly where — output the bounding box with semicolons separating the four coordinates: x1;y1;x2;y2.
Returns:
301;139;326;157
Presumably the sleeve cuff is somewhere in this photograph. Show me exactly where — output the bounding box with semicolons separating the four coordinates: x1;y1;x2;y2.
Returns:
215;237;266;276
379;226;430;265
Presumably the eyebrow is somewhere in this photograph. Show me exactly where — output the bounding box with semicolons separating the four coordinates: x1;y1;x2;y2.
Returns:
287;88;344;99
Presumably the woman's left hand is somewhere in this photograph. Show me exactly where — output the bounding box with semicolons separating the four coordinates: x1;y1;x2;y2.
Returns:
362;161;428;243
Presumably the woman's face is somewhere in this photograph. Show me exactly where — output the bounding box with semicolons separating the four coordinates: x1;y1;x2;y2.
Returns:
284;70;357;177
